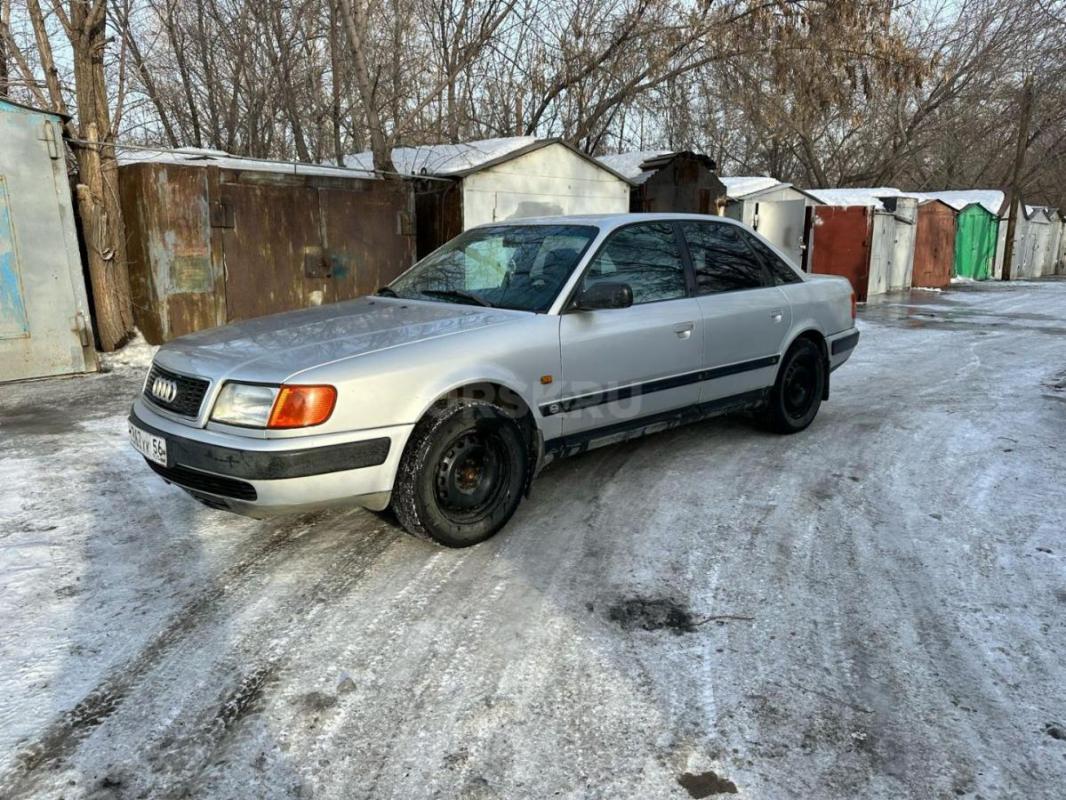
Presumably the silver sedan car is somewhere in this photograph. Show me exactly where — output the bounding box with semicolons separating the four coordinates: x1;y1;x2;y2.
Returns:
129;214;858;546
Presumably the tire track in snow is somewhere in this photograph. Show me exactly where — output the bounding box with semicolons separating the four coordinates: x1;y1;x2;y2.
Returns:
128;526;399;800
0;512;395;798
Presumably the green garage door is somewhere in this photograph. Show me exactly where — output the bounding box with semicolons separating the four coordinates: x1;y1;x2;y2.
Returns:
954;205;998;280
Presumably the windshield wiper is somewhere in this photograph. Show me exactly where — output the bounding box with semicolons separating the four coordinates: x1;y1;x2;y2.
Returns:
419;289;493;308
375;286;398;297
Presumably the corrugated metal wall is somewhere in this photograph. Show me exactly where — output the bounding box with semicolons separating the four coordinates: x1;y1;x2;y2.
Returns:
121;162;416;343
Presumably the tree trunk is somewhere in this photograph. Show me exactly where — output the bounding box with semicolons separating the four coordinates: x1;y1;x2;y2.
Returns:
70;2;134;350
337;0;397;175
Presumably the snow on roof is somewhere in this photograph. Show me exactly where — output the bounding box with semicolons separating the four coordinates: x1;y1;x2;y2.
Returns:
596;150;672;185
719;176;787;199
344;137;539;177
118;146;371;179
916;190;1005;216
803;187;905;209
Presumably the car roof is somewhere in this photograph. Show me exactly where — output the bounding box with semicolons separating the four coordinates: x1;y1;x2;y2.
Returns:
471;212;746;231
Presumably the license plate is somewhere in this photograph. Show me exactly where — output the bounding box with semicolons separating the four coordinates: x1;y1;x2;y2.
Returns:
129;421;168;466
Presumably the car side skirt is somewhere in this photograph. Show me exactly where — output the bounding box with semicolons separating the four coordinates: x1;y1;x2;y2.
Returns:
538;355;779;417
543;388;768;461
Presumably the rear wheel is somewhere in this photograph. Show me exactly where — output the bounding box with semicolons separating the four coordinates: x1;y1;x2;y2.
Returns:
390;401;528;547
764;338;826;434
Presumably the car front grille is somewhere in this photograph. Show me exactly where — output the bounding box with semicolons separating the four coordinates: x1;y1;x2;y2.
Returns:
144;364;210;418
146;460;258;501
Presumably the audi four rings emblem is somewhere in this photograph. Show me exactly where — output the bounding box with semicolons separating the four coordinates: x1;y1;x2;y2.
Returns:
152;376;178;404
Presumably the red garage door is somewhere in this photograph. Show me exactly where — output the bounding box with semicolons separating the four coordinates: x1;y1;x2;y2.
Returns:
807;206;872;301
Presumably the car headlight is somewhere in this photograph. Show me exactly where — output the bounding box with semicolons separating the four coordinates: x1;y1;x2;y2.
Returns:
210;383;337;429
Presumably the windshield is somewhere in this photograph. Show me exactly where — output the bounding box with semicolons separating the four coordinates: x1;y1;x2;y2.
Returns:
387;224;598;312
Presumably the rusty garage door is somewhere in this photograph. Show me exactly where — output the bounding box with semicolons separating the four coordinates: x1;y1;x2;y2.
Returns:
912;201;956;289
807;206;872;301
121;163;416;343
220;180;321;322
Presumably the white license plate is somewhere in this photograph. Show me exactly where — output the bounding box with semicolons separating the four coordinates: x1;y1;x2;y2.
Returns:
129;421;168;467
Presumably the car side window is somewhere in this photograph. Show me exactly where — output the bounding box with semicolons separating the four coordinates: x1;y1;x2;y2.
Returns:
680;221;771;294
742;232;803;285
583;222;686;305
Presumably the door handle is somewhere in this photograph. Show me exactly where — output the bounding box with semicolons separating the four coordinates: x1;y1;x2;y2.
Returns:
770;309;784;323
674;321;694;339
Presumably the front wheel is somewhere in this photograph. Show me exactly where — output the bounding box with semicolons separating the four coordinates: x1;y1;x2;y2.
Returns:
763;338;826;434
390;401;528;547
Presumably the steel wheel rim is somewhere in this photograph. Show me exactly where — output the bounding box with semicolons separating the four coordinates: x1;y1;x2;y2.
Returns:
433;428;508;523
783;352;818;420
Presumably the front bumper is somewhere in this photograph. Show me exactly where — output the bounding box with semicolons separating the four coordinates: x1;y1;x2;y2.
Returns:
130;398;413;516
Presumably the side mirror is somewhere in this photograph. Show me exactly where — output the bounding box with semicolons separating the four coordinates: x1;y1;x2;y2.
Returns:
574;281;633;311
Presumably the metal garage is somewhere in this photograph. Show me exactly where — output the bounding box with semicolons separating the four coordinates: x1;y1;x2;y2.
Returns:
348;138;632;258
916;191;1005;281
596;150;726;214
0;98;97;382
802;188;919;298
119;148;416;343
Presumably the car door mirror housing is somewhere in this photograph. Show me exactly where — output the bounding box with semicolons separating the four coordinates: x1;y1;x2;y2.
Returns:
574;281;633;310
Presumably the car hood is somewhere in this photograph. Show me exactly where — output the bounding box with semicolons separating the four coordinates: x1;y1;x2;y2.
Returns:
153;297;520;383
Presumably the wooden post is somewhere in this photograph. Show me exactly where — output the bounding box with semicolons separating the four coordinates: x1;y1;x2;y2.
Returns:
1001;76;1034;282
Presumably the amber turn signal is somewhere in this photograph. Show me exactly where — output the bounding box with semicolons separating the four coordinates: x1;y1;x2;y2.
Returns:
268;385;337;429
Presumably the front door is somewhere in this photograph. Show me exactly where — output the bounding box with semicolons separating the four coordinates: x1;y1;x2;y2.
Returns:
557;221;702;435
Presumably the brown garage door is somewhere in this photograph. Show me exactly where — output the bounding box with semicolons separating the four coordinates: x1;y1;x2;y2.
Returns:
220;181;321;322
808;206;872;301
912;201;956;289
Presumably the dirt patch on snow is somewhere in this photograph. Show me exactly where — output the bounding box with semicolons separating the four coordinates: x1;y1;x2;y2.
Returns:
677;770;739;796
606;596;697;634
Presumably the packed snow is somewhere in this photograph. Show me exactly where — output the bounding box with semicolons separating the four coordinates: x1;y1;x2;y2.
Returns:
2;280;1066;798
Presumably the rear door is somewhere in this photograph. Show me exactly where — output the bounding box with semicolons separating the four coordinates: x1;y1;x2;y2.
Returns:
678;221;793;402
557;221;702;435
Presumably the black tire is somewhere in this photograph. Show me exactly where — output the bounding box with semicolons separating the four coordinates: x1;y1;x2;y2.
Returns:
764;337;826;434
390;401;528;547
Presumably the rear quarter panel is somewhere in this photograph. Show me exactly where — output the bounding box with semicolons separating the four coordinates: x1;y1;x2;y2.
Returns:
781;275;854;345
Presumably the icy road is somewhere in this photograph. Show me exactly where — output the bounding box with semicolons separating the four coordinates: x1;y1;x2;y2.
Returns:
2;281;1065;800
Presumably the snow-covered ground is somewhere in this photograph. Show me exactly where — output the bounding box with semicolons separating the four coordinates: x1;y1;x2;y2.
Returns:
1;280;1065;799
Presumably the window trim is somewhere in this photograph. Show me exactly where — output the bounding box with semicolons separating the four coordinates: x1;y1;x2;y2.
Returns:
677;219;776;297
736;227;804;286
561;220;696;312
